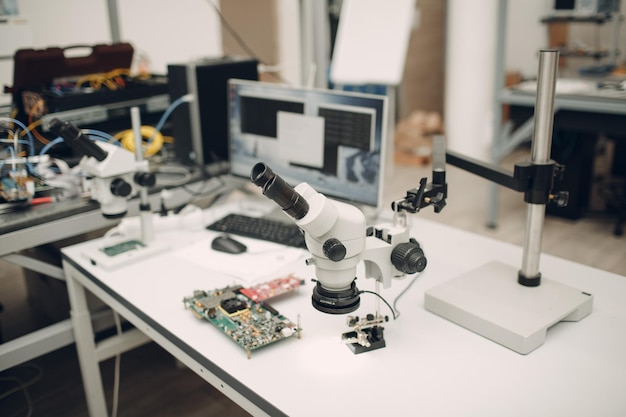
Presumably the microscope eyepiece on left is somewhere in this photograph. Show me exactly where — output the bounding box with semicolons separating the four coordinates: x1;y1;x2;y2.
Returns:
48;118;109;162
251;162;309;220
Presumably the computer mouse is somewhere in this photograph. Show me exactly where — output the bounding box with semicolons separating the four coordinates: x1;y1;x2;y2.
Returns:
211;235;247;254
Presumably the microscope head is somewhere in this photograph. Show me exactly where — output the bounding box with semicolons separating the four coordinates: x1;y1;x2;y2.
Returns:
251;162;365;314
49;118;142;218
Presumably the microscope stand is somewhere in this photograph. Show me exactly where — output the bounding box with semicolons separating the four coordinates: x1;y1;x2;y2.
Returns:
423;51;593;354
424;261;593;354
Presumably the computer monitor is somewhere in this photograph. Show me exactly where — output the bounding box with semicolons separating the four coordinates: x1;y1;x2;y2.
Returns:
227;79;389;211
550;0;619;16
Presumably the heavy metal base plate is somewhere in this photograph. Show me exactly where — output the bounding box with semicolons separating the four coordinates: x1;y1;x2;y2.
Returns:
424;261;593;354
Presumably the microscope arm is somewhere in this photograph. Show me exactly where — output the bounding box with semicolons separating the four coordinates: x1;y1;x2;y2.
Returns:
394;135;568;216
446;149;568;207
446;150;524;191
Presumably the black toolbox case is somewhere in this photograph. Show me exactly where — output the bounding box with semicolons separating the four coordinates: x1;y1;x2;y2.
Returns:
7;43;169;158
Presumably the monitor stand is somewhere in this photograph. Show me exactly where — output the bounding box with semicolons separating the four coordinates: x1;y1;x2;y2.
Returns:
424;261;593;354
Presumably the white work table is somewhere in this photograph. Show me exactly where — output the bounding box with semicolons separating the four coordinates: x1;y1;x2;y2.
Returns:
61;201;626;417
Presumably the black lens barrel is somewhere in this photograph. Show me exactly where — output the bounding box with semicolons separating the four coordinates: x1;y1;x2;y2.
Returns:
49;118;108;161
251;163;309;220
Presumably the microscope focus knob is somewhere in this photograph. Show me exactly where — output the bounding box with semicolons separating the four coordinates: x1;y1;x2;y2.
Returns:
391;240;427;274
110;178;132;197
134;171;156;187
550;191;569;207
323;238;346;261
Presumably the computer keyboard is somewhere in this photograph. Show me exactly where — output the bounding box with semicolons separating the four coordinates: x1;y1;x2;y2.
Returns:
206;213;307;249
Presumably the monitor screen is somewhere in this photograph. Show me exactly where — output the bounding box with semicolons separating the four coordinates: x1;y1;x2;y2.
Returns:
227;79;389;210
553;0;576;11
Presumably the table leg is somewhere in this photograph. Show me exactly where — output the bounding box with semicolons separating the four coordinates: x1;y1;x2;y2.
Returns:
64;260;110;417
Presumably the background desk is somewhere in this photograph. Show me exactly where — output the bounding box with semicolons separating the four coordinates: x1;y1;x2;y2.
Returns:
0;171;214;371
491;85;626;225
0;196;120;372
61;201;626;417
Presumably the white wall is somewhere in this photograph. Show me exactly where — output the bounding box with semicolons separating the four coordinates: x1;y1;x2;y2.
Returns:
445;0;549;161
505;0;547;77
116;0;222;73
16;0;111;47
445;0;501;161
276;0;302;86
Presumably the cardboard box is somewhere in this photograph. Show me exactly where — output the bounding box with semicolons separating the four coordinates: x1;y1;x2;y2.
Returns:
394;110;443;166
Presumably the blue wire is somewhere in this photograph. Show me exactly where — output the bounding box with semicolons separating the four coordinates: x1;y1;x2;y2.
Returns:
1;145;17;159
0;139;31;147
39;137;65;157
0;117;36;157
82;128;118;144
149;95;189;143
1;137;36;173
0;138;37;173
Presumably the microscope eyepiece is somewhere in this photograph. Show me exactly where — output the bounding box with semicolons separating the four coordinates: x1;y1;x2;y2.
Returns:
251;162;309;220
48;118;109;161
250;162;273;187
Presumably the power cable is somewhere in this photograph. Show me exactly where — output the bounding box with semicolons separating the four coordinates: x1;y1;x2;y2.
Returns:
204;0;289;84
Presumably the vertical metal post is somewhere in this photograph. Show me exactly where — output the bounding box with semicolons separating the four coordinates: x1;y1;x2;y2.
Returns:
519;49;558;286
106;0;122;43
300;0;329;88
609;12;622;66
487;0;508;228
131;107;154;243
432;134;447;185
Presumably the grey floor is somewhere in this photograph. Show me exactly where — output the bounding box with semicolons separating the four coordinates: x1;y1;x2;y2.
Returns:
1;148;624;416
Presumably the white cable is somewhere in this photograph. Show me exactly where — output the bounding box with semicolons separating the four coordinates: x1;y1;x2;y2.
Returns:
0;363;43;417
392;272;423;319
154;165;193;187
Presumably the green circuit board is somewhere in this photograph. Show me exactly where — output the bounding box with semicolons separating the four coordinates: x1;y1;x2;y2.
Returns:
183;285;300;358
101;240;145;257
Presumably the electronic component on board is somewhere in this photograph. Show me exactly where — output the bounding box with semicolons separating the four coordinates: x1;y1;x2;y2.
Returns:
183;284;300;359
239;274;305;302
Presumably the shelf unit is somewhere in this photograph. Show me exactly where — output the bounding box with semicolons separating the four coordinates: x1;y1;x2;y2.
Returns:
487;1;626;228
541;12;623;69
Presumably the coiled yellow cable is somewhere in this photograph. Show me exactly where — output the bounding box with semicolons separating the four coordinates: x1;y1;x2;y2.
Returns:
113;126;164;157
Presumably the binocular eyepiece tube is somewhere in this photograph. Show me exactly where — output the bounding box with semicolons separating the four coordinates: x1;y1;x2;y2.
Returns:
251;163;310;220
49;118;109;162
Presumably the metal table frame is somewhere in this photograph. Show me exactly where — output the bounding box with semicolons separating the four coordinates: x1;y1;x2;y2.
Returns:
0;176;215;372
